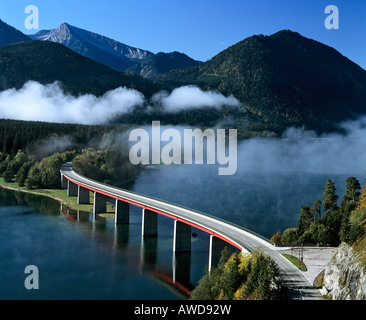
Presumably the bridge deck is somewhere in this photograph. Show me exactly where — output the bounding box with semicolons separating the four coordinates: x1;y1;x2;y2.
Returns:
60;162;321;300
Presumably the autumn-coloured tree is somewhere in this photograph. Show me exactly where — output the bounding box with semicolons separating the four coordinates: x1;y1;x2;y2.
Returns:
359;182;366;209
270;231;281;245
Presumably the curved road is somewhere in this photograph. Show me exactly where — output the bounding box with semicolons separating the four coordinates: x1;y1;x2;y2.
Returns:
61;163;320;300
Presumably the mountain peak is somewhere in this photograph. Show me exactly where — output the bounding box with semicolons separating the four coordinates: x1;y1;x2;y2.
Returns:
158;29;366;131
272;29;301;36
31;22;154;71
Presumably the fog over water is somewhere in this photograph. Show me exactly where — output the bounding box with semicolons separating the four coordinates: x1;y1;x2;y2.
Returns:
1;81;365;237
130;118;366;238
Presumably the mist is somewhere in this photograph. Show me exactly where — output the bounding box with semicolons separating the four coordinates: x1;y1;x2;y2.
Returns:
0;81;145;125
151;85;241;112
28;134;74;159
0;82;240;124
236;118;366;175
1;80;365;176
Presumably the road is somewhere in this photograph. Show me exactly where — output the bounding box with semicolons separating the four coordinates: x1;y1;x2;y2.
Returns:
61;163;321;300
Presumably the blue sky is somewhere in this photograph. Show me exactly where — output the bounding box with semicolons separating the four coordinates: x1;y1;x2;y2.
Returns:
1;0;365;68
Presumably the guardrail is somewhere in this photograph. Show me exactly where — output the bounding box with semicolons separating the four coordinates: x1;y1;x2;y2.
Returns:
61;163;274;246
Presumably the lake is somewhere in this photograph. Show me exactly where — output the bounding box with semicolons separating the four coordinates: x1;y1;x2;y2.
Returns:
0;163;363;299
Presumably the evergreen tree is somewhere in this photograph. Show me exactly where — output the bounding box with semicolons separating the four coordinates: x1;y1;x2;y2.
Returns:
220;252;241;300
340;177;361;211
322;178;339;215
310;199;322;222
340;209;352;244
297;205;312;236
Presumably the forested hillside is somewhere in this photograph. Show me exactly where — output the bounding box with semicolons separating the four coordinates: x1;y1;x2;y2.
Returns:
157;30;366;132
0;19;30;46
0;40;160;97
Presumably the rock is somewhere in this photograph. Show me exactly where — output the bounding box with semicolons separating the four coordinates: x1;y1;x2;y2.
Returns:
323;243;366;300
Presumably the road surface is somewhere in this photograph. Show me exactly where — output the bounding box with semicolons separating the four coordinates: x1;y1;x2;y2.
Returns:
61;163;321;300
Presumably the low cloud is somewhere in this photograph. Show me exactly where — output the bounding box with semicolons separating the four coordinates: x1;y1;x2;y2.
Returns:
151;85;241;112
0;82;241;124
29;134;74;159
237;118;366;175
0;81;145;124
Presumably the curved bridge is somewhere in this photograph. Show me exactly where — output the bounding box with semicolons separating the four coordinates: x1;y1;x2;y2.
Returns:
60;162;320;300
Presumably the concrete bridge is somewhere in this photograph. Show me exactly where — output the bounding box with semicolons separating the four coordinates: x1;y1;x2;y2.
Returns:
60;162;321;300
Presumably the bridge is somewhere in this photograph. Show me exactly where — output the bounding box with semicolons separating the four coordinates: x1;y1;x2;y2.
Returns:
60;162;321;300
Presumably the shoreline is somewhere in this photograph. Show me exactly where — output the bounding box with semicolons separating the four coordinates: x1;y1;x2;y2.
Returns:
0;180;95;212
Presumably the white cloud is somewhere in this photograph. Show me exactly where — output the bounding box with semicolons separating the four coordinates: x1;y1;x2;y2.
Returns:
151;85;241;112
0;81;145;124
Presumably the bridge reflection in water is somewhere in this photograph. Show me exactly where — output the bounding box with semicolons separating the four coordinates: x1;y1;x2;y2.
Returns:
61;206;203;297
60;163;322;300
61;163;242;270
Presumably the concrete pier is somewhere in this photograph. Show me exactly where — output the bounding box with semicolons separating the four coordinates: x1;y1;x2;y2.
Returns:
67;180;78;197
208;235;227;272
142;208;158;237
115;200;129;224
93;192;107;214
61;173;68;190
77;186;90;204
173;220;191;252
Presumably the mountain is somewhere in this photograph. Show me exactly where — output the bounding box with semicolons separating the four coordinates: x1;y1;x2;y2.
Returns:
0;40;159;97
126;51;200;78
30;23;154;72
157;30;366;132
0;19;31;46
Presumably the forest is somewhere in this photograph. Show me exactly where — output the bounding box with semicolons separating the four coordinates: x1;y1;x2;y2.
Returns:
190;247;283;300
271;177;366;247
0;119;140;189
156;31;366;134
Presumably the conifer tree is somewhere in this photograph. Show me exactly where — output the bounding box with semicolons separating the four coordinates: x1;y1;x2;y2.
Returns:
322;178;339;214
297;205;312;236
340;177;361;211
310;199;322;222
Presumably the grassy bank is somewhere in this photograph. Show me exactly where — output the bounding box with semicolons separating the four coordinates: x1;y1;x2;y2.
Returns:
282;254;308;271
0;177;115;215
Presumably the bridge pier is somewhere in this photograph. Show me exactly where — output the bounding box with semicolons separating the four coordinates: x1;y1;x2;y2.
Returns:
142;208;157;237
208;235;227;272
93;192;107;214
78;186;90;204
61;173;68;190
67;180;78;197
115;200;129;224
173;220;191;252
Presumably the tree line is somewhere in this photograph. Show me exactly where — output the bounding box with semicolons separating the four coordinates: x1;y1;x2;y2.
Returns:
271;177;366;247
190;247;283;300
0;147;140;190
0;119;108;155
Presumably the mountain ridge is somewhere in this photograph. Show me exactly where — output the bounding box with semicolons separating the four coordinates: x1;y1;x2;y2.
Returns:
30;22;154;71
126;51;201;78
156;29;366;132
2;19;365;133
30;22;201;77
0;19;31;46
0;40;159;97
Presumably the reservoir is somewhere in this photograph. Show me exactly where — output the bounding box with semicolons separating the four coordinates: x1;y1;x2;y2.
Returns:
0;164;362;299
